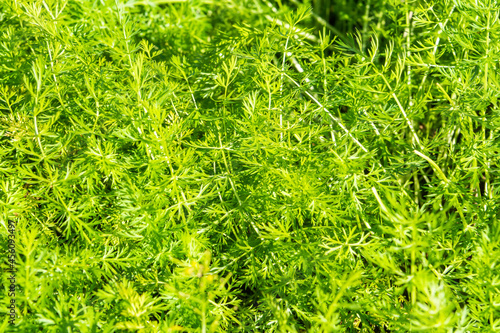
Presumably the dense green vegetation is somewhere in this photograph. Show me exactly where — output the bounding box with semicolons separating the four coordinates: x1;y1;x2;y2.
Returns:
1;0;499;331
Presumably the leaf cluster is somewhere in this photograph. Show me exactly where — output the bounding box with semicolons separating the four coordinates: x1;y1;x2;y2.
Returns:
0;0;499;332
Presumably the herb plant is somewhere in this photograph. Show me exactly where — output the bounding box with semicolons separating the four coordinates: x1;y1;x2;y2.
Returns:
0;0;499;332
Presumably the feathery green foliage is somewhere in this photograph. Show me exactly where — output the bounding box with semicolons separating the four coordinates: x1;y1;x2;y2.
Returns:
0;0;499;331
